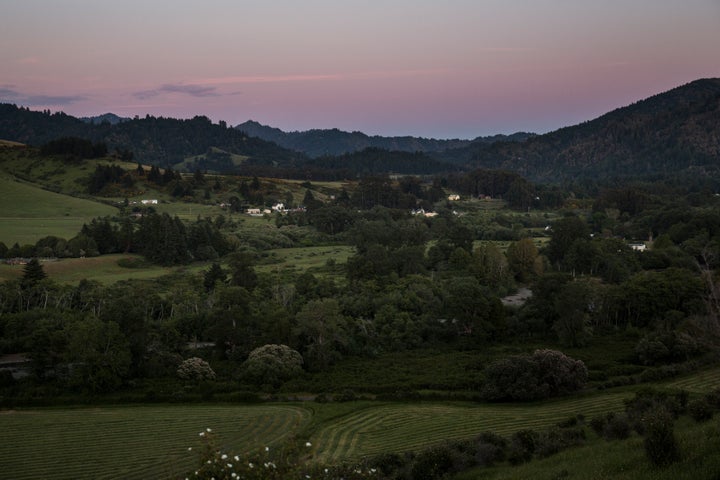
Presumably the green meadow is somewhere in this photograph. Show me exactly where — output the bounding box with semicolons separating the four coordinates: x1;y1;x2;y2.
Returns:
0;175;117;245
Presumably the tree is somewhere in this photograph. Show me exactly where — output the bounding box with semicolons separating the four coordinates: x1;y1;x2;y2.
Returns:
203;263;226;292
21;258;47;288
64;317;131;393
240;344;303;388
294;298;347;371
227;252;258;290
553;280;593;347
481;349;588;401
546;215;590;266
507;238;540;282
177;357;216;382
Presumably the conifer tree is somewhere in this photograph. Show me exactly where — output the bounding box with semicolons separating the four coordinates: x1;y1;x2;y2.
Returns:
21;258;47;287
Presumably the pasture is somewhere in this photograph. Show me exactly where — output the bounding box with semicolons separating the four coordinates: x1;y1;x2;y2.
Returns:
0;175;117;245
0;254;204;284
1;367;719;479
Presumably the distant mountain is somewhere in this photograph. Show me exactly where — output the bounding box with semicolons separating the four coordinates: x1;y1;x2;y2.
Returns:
80;113;130;125
444;78;720;181
236;120;533;157
3;78;719;182
0;105;306;169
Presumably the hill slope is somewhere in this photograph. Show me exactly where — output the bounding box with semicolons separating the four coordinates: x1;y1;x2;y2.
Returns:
447;78;720;181
0;105;306;169
236;120;533;157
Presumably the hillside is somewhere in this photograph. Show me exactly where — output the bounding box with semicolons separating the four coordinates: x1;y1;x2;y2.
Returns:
236;119;533;157
0;105;306;170
444;78;720;181
2;78;720;181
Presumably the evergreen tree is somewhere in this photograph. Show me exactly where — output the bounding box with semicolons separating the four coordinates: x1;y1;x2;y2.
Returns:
203;263;226;292
21;258;47;287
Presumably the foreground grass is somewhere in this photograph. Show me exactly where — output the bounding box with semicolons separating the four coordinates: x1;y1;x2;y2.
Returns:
456;417;720;480
2;365;720;480
0;404;310;480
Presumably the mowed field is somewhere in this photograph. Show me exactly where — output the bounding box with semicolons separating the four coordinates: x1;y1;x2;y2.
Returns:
0;405;310;480
1;368;719;479
0;176;116;245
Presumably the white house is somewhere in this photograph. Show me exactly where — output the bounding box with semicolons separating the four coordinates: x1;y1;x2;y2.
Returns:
141;199;158;205
447;194;460;201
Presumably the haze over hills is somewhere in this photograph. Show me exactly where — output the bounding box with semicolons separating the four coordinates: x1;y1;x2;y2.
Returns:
1;78;719;181
235;120;534;157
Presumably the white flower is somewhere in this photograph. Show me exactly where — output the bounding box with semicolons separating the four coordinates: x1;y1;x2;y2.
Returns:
188;447;192;451
227;463;233;468
248;462;254;468
265;446;270;452
234;455;240;461
221;454;228;460
206;428;212;432
231;474;237;479
199;432;205;437
305;442;312;447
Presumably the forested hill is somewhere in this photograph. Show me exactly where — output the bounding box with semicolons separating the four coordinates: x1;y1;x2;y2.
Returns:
236;119;533;157
0;104;306;168
442;78;720;181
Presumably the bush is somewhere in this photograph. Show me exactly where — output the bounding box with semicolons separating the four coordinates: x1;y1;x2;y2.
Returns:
642;406;680;467
481;349;588;401
507;429;539;465
688;398;714;422
177;357;216;382
240;344;303;389
592;412;632;440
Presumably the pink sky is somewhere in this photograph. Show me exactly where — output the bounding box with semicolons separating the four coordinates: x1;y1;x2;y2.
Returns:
2;0;719;138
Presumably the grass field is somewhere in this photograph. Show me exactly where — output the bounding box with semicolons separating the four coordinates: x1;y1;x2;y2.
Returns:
458;416;720;480
256;245;355;276
1;367;719;479
0;254;205;284
309;393;629;464
0;175;116;245
0;404;310;480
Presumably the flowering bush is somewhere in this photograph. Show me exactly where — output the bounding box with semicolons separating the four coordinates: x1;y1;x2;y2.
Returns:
185;430;381;480
178;357;216;382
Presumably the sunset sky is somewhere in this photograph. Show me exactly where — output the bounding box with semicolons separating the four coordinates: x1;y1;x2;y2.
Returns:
2;0;719;139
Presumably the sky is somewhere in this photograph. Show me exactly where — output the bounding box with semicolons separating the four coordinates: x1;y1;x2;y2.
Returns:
1;0;719;139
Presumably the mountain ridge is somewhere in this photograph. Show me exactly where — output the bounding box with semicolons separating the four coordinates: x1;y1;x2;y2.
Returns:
235;120;534;157
442;78;720;180
1;78;719;182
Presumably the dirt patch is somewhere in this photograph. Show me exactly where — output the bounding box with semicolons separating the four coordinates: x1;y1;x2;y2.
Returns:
501;287;532;307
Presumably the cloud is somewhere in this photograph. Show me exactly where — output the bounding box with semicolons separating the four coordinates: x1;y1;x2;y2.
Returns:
134;83;220;99
0;87;85;105
193;69;448;86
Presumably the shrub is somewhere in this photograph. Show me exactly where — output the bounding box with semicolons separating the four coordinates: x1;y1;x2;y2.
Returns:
642;406;680;467
688;398;714;422
177;357;216;382
507;429;539;465
481;349;587;401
